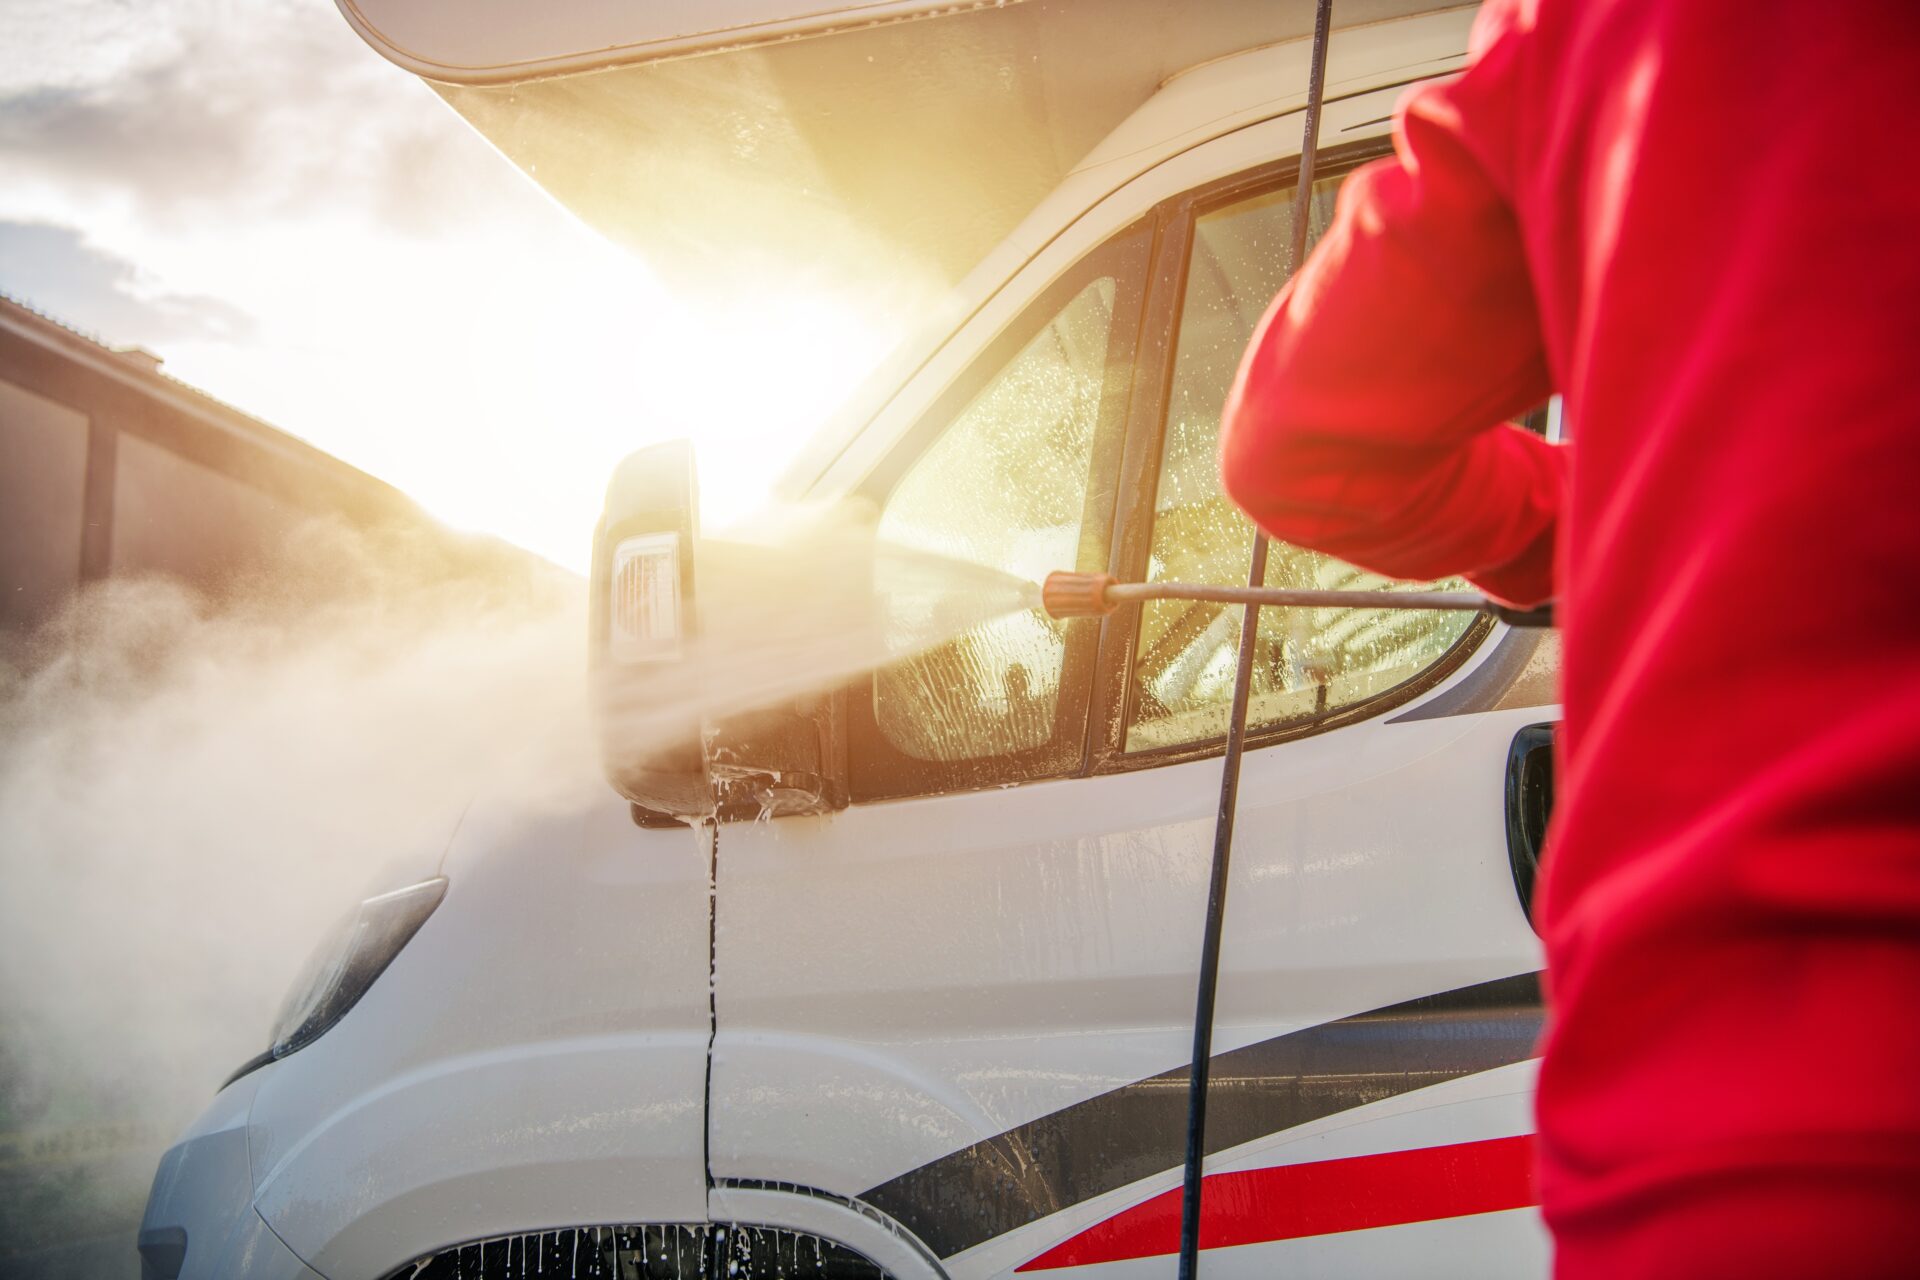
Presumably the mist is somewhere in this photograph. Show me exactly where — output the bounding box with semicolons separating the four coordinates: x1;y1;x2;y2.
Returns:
0;507;1035;1274
0;520;591;1270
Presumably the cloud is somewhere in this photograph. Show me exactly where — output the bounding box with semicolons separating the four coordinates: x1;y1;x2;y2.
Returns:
0;0;510;236
0;219;255;346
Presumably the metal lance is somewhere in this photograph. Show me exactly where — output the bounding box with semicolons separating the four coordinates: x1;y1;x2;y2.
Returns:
1039;572;1556;628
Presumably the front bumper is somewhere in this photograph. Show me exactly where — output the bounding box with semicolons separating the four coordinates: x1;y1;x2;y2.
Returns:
138;1069;320;1280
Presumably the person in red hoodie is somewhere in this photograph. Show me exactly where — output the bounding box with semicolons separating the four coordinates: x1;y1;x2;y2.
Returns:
1218;1;1920;1275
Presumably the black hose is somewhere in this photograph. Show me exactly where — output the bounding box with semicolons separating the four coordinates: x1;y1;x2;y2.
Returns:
1175;2;1335;1276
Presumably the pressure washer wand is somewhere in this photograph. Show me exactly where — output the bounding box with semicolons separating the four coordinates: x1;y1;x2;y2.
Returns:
1040;571;1556;628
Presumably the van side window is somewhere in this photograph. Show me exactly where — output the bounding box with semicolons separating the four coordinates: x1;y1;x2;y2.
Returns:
1125;178;1478;753
853;227;1149;798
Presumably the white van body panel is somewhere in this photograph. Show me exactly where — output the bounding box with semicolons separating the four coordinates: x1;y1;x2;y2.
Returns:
712;705;1544;1192
243;799;712;1276
712;687;1547;1274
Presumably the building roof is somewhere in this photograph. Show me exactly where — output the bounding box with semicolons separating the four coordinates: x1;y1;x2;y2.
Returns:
1;290;421;524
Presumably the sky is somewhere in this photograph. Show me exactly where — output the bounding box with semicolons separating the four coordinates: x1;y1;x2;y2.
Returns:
0;0;900;570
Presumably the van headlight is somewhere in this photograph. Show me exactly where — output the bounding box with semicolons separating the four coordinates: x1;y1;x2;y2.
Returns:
272;877;448;1057
225;878;447;1086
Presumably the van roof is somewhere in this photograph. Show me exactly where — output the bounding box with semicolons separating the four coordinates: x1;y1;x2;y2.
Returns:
339;0;1471;308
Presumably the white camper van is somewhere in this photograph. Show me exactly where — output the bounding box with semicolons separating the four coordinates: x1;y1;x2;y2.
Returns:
140;4;1561;1277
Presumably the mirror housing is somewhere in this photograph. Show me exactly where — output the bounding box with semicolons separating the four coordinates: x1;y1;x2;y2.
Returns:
590;440;710;820
590;440;849;826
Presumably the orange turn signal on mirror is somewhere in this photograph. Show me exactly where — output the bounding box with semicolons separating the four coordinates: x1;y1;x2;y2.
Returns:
609;532;685;662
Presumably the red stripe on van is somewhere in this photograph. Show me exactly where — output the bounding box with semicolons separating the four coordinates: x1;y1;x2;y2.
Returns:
1015;1133;1538;1271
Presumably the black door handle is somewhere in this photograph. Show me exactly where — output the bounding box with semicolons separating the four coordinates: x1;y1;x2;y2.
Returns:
1504;722;1557;929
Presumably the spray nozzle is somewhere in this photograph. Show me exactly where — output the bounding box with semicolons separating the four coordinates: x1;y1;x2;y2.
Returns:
1041;571;1120;618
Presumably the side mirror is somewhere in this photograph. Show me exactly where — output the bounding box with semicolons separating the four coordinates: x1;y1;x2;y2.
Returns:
590;440;709;821
589;440;848;826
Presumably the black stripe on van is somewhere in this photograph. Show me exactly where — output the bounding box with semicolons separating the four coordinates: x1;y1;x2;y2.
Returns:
861;971;1543;1259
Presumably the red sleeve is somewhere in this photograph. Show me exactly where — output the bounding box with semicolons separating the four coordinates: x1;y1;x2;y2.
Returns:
1219;6;1564;607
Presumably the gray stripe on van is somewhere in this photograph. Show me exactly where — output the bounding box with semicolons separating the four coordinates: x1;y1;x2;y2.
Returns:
860;972;1543;1259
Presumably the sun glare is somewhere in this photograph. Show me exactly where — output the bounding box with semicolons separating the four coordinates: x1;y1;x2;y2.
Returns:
148;200;902;573
0;0;918;577
671;290;900;530
428;273;900;569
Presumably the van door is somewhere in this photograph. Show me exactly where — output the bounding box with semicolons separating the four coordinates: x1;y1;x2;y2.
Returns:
709;159;1551;1280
